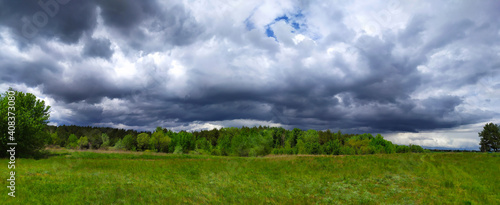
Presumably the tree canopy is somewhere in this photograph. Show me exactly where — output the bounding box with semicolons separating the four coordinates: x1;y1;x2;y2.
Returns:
0;88;51;157
479;122;500;152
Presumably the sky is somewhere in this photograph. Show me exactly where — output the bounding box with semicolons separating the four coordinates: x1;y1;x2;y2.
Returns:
1;0;499;150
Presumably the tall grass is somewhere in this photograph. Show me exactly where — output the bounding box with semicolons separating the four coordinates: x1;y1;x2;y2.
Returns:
0;150;498;204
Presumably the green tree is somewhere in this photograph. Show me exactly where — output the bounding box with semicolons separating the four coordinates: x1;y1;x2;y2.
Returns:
149;135;159;152
158;134;171;153
150;127;165;152
101;133;110;149
322;139;341;155
77;136;89;149
48;132;58;145
195;137;211;152
67;134;78;149
369;134;395;154
113;139;125;150
0;88;51;157
479;123;500;152
396;145;411;153
296;139;307;154
216;128;236;155
122;134;136;151
87;129;102;149
137;133;150;151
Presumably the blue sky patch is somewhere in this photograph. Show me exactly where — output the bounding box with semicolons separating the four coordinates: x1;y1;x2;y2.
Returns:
265;26;277;40
263;10;307;41
274;15;289;23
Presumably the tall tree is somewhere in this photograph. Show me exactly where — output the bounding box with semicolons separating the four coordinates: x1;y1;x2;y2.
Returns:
137;133;150;151
150;127;164;151
479;123;500;152
0;88;51;157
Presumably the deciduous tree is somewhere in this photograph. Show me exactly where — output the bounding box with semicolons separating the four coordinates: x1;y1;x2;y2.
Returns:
479;123;500;152
137;133;150;151
0;88;51;157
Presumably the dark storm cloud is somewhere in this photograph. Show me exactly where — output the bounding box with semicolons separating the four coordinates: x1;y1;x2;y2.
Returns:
96;0;158;30
0;0;97;44
43;76;125;104
0;0;203;51
83;37;113;59
96;0;204;51
0;54;127;104
0;0;499;137
63;102;104;126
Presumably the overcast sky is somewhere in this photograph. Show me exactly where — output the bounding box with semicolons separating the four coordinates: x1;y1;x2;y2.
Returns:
1;0;499;149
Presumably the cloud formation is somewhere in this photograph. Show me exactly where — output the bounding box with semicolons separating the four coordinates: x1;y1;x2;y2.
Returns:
1;0;499;149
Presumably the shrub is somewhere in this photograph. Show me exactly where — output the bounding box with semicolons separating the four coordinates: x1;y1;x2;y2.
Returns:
173;145;184;154
211;148;221;156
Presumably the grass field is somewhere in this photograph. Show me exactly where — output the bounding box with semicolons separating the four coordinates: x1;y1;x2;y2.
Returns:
1;149;499;204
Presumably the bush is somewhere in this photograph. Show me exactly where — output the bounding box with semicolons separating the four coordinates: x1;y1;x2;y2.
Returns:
211;148;221;156
173;145;184;154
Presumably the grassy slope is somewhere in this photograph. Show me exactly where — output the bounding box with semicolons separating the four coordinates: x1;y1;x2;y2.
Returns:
0;150;499;204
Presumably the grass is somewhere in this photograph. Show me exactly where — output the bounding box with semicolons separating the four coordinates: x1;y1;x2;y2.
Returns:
1;149;499;204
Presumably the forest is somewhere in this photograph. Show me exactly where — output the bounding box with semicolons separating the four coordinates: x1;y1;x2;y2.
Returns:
46;125;426;156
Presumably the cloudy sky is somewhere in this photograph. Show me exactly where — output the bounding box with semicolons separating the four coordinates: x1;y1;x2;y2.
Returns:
1;0;499;149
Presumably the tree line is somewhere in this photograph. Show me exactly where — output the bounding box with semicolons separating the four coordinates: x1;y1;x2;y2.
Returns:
46;125;427;156
4;88;499;158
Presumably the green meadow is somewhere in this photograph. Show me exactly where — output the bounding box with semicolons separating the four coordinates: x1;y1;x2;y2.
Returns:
1;150;499;204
